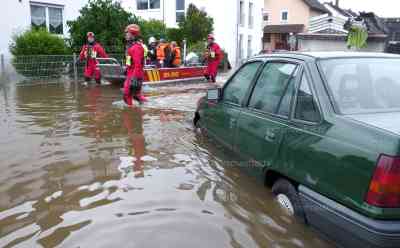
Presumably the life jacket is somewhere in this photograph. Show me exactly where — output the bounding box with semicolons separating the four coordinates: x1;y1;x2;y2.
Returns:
157;43;169;61
172;47;181;66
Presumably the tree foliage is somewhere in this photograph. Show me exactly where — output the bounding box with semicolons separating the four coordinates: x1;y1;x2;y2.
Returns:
10;28;69;56
140;19;167;44
67;0;138;53
178;4;214;46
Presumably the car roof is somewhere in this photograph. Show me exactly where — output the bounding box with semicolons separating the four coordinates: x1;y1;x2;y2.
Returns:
252;51;400;61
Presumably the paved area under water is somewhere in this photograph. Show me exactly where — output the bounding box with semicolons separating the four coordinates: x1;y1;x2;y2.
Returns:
0;81;335;247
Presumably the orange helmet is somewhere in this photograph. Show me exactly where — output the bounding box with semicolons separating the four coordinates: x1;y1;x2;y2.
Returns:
87;32;95;38
125;24;140;36
207;34;215;40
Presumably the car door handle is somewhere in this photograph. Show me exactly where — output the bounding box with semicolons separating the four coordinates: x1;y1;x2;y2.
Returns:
265;130;276;141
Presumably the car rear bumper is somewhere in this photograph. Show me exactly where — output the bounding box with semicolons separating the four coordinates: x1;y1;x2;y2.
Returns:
299;186;400;248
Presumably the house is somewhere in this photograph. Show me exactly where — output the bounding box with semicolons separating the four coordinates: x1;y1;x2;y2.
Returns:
384;18;400;54
0;0;87;58
262;0;329;51
123;0;264;66
297;2;388;52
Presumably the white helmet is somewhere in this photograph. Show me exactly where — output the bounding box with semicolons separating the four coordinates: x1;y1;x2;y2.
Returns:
149;37;157;44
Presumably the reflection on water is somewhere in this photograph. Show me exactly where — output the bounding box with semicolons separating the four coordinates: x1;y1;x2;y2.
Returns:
0;82;334;247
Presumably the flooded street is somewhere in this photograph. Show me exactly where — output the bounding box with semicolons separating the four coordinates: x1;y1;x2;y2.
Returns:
0;81;334;248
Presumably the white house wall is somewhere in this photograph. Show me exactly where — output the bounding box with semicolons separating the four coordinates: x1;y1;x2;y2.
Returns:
126;0;263;67
0;0;87;57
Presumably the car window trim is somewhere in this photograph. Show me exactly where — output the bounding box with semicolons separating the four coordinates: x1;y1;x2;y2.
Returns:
315;58;344;115
291;68;324;126
221;59;265;107
245;59;302;120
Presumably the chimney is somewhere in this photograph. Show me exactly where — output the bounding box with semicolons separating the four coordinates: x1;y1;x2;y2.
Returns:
335;0;340;7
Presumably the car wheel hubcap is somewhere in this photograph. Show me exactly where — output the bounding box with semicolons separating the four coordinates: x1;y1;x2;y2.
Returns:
277;194;295;216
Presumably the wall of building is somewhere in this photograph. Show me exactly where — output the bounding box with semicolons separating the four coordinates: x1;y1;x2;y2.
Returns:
127;0;263;67
298;39;386;52
0;0;87;57
264;0;310;29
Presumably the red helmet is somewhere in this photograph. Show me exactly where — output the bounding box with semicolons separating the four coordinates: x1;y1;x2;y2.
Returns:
87;32;95;38
207;34;215;40
125;24;140;36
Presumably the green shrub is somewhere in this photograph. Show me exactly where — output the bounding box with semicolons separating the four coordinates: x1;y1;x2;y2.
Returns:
10;28;69;56
9;28;70;78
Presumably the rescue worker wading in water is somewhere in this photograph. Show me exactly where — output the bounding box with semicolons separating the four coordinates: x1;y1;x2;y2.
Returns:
204;34;223;83
79;32;108;84
123;24;147;106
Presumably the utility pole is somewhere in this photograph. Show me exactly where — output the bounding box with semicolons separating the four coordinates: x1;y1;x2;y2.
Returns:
335;0;340;7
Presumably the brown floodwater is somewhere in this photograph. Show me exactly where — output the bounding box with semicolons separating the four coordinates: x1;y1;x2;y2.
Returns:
0;80;335;248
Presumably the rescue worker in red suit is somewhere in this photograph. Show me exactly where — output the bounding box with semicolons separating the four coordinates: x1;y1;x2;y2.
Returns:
204;34;223;83
123;24;148;106
79;32;108;84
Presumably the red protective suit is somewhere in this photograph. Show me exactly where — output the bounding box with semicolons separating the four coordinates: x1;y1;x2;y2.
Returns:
204;42;223;83
123;41;145;106
79;43;108;83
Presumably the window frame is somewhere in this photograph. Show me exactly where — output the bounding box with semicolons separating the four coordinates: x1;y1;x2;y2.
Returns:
291;68;324;125
221;60;264;107
248;2;254;29
137;0;161;10
176;0;185;23
245;59;301;120
281;9;289;23
263;11;270;23
30;2;64;35
239;0;245;27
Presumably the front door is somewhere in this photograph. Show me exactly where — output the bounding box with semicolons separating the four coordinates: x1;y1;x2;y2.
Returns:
204;61;263;149
235;61;299;178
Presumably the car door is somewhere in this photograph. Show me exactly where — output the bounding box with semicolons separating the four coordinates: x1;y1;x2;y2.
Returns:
204;61;263;149
235;60;300;178
277;70;331;191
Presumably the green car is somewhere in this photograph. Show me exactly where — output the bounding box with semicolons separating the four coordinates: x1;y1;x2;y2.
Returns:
194;52;400;248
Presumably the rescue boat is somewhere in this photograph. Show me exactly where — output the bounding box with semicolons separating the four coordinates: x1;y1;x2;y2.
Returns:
97;58;206;85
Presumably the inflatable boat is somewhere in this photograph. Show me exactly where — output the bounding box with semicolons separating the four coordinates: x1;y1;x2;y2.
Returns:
97;58;206;85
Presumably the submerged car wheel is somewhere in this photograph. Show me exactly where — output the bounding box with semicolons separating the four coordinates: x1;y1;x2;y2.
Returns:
193;112;200;128
272;179;306;223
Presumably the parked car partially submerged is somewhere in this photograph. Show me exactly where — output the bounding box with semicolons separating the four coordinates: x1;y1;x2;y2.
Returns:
194;52;400;248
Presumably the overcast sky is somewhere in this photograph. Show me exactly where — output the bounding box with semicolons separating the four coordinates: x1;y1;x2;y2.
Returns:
321;0;399;17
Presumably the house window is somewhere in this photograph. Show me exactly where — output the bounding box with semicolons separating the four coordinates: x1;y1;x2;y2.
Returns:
30;3;64;35
176;0;185;23
281;10;289;22
248;2;254;29
49;7;63;34
137;0;148;10
137;0;160;10
394;32;400;41
247;35;252;58
239;1;244;27
263;12;270;22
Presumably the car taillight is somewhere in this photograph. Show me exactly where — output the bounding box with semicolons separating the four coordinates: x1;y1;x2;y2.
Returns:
365;154;400;208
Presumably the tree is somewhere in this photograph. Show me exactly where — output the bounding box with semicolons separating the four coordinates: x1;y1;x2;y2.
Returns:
178;4;214;45
140;19;167;44
67;0;139;53
166;28;184;45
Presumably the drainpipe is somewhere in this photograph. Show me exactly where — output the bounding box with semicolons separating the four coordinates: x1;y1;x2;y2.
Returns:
235;0;240;68
162;0;165;25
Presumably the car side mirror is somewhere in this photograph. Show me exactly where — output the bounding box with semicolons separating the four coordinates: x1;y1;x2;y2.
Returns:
207;87;222;102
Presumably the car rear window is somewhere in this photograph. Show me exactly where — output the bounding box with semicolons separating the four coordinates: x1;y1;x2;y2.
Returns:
319;58;400;114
